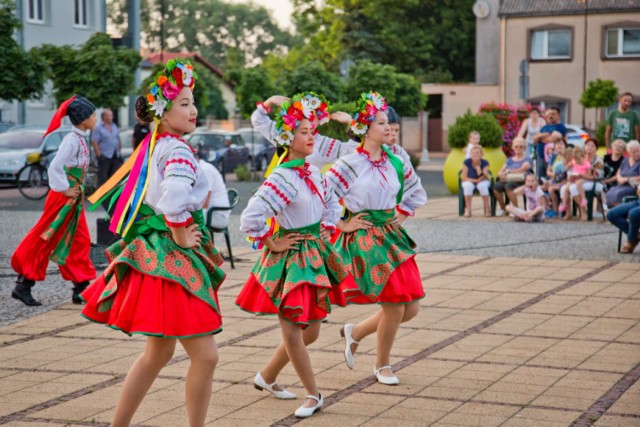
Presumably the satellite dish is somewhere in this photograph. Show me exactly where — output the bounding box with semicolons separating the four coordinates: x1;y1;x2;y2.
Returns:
339;59;355;78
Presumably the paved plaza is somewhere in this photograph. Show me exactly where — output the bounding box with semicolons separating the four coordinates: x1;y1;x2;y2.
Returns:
0;160;639;426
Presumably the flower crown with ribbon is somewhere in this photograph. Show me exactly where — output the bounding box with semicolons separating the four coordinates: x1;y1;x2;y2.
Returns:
350;91;387;136
145;58;197;119
274;92;331;146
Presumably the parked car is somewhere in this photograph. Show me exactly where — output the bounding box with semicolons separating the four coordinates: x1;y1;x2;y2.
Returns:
0;122;15;134
185;130;250;174
0;128;76;184
236;127;275;171
565;124;590;149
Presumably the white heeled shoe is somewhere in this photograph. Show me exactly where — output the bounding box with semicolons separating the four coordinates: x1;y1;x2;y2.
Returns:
253;372;296;399
374;365;400;385
340;323;358;369
294;394;323;418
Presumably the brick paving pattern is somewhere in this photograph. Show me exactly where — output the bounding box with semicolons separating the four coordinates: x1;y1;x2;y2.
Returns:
1;248;639;426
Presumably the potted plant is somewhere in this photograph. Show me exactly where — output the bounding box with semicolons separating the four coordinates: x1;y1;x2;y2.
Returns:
443;110;505;194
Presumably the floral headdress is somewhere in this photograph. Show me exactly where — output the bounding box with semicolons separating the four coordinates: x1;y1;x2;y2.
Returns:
145;58;197;119
350;92;387;136
274;92;331;146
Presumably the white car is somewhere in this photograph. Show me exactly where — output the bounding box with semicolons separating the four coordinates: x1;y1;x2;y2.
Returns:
565;124;589;148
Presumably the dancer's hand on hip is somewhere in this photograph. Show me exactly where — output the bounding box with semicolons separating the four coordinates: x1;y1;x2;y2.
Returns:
62;186;81;198
265;233;304;253
339;213;373;233
170;223;202;249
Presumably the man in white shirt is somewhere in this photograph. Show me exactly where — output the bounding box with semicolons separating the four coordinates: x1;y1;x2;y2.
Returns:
199;159;230;228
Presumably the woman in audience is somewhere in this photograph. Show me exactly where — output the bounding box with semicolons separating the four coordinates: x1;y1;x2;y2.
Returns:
517;107;546;159
493;137;533;216
560;147;592;221
460;145;491;217
605;140;640;207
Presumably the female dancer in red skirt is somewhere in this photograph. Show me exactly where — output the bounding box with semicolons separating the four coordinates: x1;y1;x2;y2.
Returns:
236;93;349;418
326;92;427;385
11;95;97;306
81;59;225;427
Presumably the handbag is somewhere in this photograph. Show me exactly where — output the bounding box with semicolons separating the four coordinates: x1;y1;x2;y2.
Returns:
502;172;525;183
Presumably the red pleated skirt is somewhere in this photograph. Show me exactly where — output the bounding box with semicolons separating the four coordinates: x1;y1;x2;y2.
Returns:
333;256;424;305
236;274;345;327
81;269;222;338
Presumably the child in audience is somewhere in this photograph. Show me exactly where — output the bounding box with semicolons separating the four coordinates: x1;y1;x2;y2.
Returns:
542;142;571;217
506;174;545;222
465;131;481;159
560;147;591;220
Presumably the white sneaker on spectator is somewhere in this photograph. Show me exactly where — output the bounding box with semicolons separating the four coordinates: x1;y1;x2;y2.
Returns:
592;211;603;219
496;209;505;216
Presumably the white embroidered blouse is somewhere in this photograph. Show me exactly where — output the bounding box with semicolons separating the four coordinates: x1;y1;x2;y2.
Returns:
325;148;427;216
48;127;91;192
240;163;341;239
144;133;209;227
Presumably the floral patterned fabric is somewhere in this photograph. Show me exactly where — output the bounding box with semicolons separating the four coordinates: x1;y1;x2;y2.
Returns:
236;222;349;326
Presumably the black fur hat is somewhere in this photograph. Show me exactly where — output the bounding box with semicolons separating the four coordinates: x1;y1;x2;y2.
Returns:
67;95;96;125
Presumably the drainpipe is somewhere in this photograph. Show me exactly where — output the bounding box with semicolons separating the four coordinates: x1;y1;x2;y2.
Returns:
582;0;588;128
127;0;141;126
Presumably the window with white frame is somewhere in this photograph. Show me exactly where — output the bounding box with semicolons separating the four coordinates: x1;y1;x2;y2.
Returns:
531;29;571;60
605;27;640;58
74;0;88;27
27;0;44;23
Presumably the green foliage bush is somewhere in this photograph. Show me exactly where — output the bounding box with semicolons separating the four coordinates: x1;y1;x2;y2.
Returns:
234;164;252;181
447;110;504;149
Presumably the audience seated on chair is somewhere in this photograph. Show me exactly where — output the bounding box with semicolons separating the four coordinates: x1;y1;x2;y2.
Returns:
460;145;491;217
605;140;640;208
541;141;570;218
603;139;627;191
493;137;533;216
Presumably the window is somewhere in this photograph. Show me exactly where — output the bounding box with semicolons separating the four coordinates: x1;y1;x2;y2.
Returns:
74;0;88;27
27;0;44;23
531;29;571;60
605;27;640;58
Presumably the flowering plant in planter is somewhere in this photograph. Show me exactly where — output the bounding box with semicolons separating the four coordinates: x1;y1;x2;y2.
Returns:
479;102;539;156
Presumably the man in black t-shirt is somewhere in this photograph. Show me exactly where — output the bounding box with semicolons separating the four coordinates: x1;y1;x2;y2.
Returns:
132;113;150;150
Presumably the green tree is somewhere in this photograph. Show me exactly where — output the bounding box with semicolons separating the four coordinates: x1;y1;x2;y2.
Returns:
235;67;279;118
290;0;475;82
109;0;295;70
447;111;503;149
580;79;619;123
37;33;140;107
276;61;345;102
0;0;47;103
346;61;427;116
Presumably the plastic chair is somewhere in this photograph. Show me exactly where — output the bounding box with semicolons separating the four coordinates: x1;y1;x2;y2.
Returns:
616;195;639;253
206;188;239;269
458;170;496;216
571;178;604;221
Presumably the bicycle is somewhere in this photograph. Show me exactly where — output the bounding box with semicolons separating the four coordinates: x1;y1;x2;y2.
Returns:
16;140;99;200
16;152;51;200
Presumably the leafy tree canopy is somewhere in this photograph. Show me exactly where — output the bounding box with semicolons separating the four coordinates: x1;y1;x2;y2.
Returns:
109;0;296;70
291;0;475;82
0;0;47;102
234;67;279;118
580;79;619;109
275;61;346;103
36;33;140;107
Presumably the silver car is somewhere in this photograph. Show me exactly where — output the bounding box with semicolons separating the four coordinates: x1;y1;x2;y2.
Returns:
0;127;76;184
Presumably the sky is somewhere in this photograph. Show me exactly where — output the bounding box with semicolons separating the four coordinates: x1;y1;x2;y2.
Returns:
228;0;294;30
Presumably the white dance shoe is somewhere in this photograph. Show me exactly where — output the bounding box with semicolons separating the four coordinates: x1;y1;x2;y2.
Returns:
294;394;323;418
253;372;297;399
340;323;358;369
374;365;400;385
